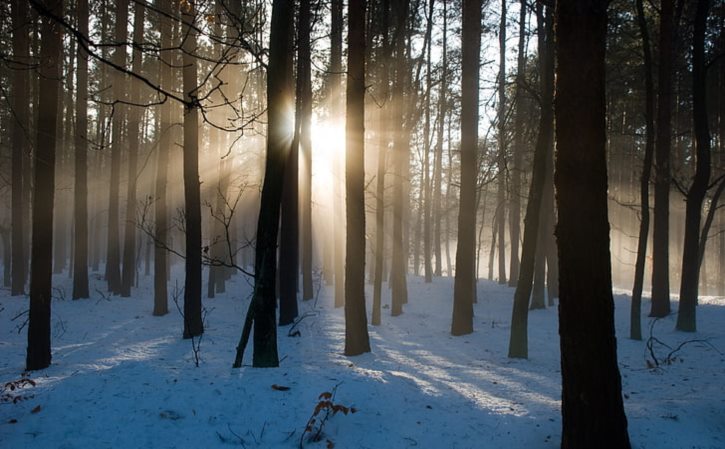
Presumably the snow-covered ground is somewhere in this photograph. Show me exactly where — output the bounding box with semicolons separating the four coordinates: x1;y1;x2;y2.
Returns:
1;270;723;449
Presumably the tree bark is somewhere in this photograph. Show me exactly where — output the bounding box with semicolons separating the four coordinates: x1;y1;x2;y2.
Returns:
26;0;63;371
72;0;90;299
496;0;507;285
11;0;30;296
555;1;631;446
106;0;128;294
153;0;174;317
452;0;481;336
630;0;655;340
651;0;674;317
508;0;552;358
433;0;447;278
331;0;345;309
676;0;711;332
181;0;203;339
234;0;293;368
344;0;371;357
372;0;391;326
120;1;145;297
508;0;525;287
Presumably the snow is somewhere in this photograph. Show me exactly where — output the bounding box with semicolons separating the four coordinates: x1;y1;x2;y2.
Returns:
1;271;724;449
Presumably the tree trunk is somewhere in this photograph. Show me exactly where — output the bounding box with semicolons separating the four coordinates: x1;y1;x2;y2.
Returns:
26;0;63;371
331;0;345;309
508;1;552;358
555;1;631;446
422;0;434;283
390;0;410;316
508;0;525;288
372;0;391;327
106;0;128;294
433;0;447;278
153;0;173;317
11;0;30;296
120;1;145;297
496;0;507;285
233;0;293;368
452;0;481;336
300;0;314;301
344;0;371;357
630;0;655;340
72;0;90;299
676;0;711;332
181;1;203;339
651;0;674;318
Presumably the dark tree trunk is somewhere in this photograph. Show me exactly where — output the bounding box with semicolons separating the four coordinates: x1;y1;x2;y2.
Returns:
26;0;63;371
11;0;30;296
181;1;203;339
280;0;310;325
630;0;655;340
496;0;507;285
300;0;314;301
508;0;525;288
676;0;711;333
233;0;293;368
651;0;674;318
120;1;145;297
452;0;481;336
508;1;553;358
72;0;90;299
106;0;128;294
422;0;434;283
153;0;173;317
554;1;631;447
344;0;371;357
433;0;447;278
372;0;391;327
390;0;410;317
331;0;345;309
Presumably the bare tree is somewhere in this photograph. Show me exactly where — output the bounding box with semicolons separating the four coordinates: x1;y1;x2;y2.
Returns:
26;0;64;371
344;0;371;357
452;0;482;336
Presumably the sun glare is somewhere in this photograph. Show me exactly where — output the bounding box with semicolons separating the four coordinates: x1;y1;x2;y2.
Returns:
310;116;345;194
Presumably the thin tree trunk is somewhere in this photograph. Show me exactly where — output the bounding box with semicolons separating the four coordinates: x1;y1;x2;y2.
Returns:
120;1;145;297
496;0;507;285
630;0;655;340
390;0;410;316
300;0;314;301
508;0;525;288
422;0;434;283
372;0;390;327
331;0;345;309
508;1;553;358
433;0;447;278
72;0;90;299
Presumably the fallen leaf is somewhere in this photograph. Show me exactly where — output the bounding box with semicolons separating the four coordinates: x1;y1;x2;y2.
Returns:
31;405;41;414
8;419;18;424
271;384;290;391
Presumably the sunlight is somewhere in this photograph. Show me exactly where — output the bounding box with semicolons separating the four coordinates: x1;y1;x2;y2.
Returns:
310;115;345;194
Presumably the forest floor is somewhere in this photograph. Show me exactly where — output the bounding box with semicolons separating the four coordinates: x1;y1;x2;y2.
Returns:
1;269;724;449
